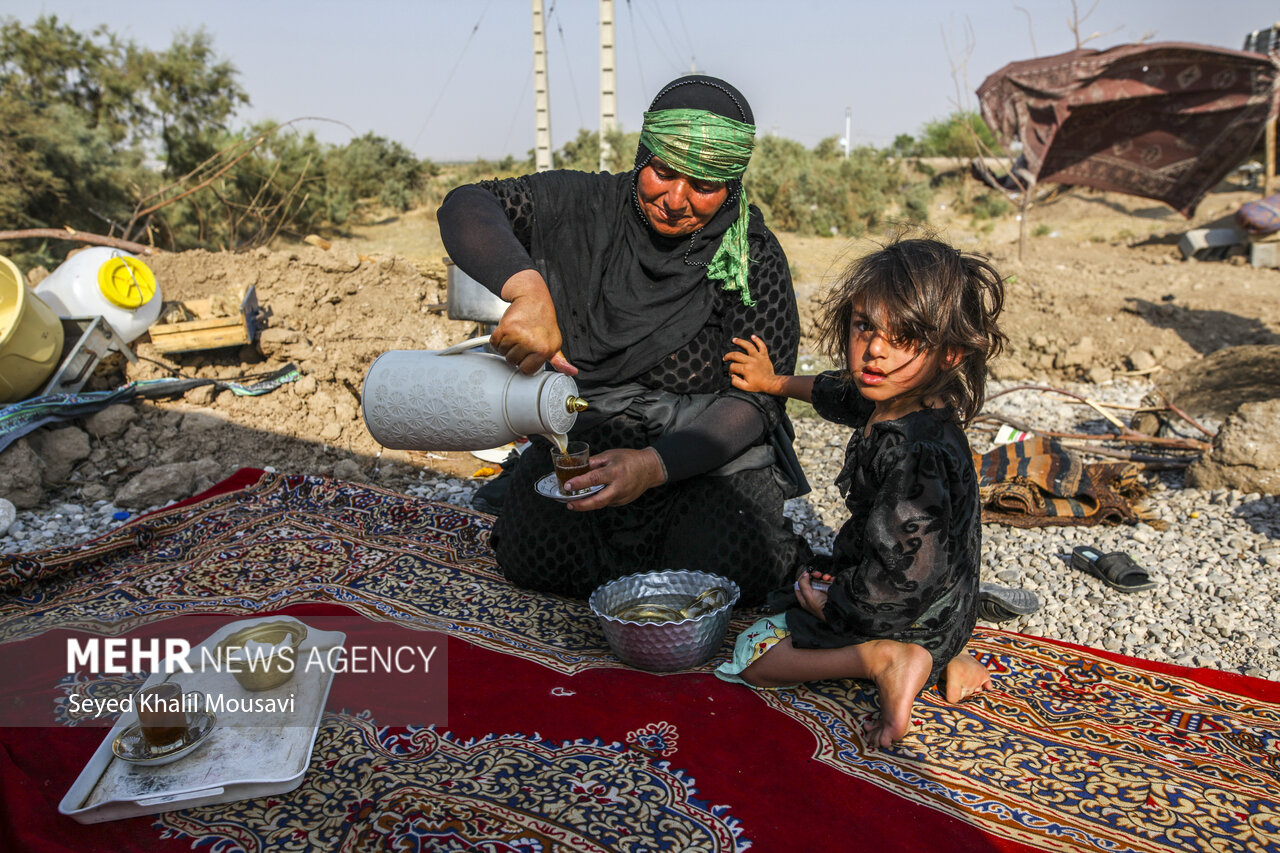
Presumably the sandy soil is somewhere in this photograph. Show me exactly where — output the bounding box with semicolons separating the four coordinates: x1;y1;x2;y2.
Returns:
16;173;1280;505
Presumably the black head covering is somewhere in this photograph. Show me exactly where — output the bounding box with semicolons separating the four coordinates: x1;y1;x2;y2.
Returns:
526;75;761;387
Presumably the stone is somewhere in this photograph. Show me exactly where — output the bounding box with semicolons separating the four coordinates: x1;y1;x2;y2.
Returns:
28;426;92;483
310;390;336;415
80;483;112;503
1128;350;1157;372
85;404;138;439
181;412;225;434
293;374;318;397
113;458;222;509
190;457;222;494
0;497;15;536
1086;366;1112;384
331;459;366;482
1186;399;1280;494
1178;227;1246;261
988;358;1030;381
1212;399;1280;470
333;399;357;423
257;327;303;358
0;439;46;508
184;384;217;406
1056;337;1095;368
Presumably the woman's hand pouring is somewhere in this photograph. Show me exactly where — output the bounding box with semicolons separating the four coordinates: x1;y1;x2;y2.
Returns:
562;447;667;510
493;269;578;376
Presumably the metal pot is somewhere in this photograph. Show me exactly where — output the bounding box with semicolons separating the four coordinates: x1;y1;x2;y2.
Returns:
588;571;741;672
444;256;509;324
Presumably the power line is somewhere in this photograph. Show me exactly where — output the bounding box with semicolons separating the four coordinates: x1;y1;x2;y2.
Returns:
502;64;535;157
670;0;697;72
627;0;683;76
547;1;585;131
651;0;692;72
624;0;650;95
411;0;495;150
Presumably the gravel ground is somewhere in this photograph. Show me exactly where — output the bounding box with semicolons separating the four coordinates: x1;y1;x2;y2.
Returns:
4;378;1277;682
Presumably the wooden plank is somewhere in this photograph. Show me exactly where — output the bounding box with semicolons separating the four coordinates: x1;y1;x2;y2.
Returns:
151;325;249;353
152;316;245;334
148;285;259;353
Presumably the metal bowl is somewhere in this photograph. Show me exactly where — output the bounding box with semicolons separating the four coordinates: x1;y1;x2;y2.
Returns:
588;571;741;672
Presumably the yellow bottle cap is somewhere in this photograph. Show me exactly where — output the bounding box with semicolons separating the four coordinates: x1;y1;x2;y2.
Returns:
97;256;157;309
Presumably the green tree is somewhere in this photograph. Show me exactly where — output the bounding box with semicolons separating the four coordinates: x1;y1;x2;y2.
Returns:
913;111;999;158
0;15;249;263
141;29;248;177
554;128;601;172
746;135;928;237
324;132;430;221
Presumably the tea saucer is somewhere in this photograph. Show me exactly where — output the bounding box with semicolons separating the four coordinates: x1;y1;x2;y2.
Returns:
112;709;217;766
534;472;603;502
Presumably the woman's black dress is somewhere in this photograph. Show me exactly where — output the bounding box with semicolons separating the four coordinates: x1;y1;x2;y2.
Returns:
779;372;980;686
439;172;811;605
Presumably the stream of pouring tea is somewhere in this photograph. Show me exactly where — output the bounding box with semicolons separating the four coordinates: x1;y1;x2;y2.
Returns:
550;433;568;454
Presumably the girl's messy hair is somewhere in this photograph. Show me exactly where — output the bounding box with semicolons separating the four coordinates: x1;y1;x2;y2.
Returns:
815;237;1007;424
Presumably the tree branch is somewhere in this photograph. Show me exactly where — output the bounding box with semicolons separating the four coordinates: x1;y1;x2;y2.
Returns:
0;228;162;255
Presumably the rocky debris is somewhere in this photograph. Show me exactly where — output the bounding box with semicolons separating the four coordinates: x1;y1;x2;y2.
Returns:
184;385;217;406
113;458;222;509
0;498;14;536
0;440;46;508
28;426;91;483
331;458;368;482
85;404;139;440
1185;399;1280;494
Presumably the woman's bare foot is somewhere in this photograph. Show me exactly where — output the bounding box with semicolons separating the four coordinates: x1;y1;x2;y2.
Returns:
863;641;933;749
943;649;993;703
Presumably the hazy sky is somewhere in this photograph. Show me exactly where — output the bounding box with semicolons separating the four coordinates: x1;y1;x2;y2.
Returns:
19;1;1280;161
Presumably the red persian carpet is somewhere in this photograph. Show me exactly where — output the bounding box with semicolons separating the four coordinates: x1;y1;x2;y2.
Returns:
2;470;1279;852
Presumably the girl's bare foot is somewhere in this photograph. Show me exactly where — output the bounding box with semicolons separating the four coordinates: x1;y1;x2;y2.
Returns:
864;641;933;749
943;649;993;703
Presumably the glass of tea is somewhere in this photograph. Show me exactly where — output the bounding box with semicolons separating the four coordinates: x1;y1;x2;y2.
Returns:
136;682;189;749
551;441;590;495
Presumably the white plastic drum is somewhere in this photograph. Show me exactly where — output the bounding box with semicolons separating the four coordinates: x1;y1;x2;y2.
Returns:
35;247;162;343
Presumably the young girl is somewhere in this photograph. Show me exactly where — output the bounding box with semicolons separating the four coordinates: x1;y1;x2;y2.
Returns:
716;238;1007;749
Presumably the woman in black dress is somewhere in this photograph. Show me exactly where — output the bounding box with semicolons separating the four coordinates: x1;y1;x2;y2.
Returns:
437;75;809;606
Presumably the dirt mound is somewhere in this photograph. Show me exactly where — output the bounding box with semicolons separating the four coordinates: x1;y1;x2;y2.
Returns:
1;243;490;509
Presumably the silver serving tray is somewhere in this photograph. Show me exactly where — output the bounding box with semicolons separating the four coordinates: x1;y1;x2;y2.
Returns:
58;616;345;823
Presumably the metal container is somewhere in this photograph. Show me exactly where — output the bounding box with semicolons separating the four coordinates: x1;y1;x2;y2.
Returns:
362;335;587;451
588;571;741;672
444;256;509;324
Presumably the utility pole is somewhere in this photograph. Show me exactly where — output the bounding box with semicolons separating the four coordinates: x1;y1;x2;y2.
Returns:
843;107;852;158
599;0;616;173
532;0;553;172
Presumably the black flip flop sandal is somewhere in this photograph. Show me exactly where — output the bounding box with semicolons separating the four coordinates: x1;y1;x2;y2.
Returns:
1070;546;1156;592
977;582;1041;623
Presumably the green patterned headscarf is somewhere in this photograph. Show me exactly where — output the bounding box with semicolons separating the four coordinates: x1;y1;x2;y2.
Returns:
639;107;757;306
